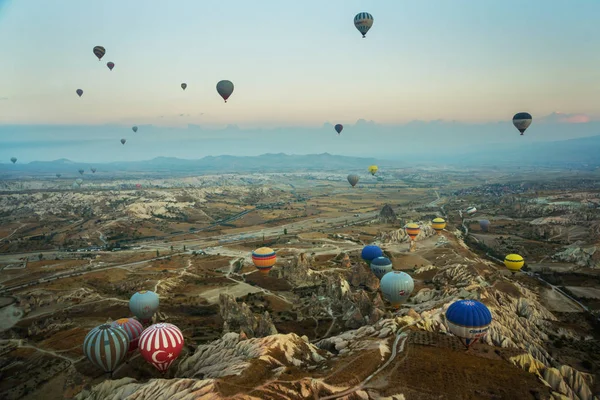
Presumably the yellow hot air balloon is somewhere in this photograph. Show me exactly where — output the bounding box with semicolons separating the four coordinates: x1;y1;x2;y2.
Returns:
405;223;420;252
431;217;446;235
252;247;276;274
504;254;524;274
368;165;378;176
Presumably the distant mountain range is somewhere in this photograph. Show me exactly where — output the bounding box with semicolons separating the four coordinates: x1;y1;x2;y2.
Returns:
1;135;599;176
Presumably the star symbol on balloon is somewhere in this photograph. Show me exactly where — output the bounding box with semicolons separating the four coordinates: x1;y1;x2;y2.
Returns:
168;353;173;358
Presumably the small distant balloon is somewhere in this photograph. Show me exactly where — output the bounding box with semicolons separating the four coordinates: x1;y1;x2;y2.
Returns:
347;174;359;187
335;124;343;135
93;46;106;61
75;178;83;185
10;157;17;164
512;112;532;136
466;206;477;216
354;12;374;38
479;219;490;232
181;83;187;90
216;80;234;103
107;62;115;71
368;165;378;176
56;173;62;178
121;138;126;145
90;168;97;173
76;89;83;97
78;169;84;175
132;126;138;133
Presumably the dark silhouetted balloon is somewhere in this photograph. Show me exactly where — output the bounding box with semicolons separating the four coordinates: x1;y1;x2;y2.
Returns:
107;62;115;71
512;112;532;135
76;89;83;97
216;80;234;102
93;46;106;61
335;124;343;135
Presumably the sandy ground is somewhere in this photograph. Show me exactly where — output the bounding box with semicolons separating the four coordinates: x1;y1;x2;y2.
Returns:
540;287;582;312
564;286;600;300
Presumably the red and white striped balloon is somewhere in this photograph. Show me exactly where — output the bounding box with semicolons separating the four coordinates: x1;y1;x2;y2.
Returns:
111;318;144;352
139;323;184;373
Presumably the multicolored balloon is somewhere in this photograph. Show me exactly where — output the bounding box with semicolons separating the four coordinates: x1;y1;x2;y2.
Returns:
431;218;446;235
512;112;532;135
111;318;144;352
354;12;374;38
82;324;129;373
347;174;359;187
380;271;414;308
216;80;234;103
445;299;492;349
334;124;343;135
107;61;115;71
361;245;383;262
405;223;420;241
504;254;524;274
251;247;276;274
76;89;83;97
370;256;393;280
139;323;184;373
93;46;106;61
129;290;159;322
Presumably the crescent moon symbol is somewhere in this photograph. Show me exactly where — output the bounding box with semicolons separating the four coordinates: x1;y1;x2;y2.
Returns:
151;350;166;363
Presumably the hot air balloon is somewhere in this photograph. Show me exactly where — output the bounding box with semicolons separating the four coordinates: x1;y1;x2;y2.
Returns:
465;206;477;216
78;169;84;175
512;112;532;136
107;61;115;71
354;12;374;38
504;254;524;274
56;173;62;178
216;80;234;103
445;299;492;349
347;174;359;187
10;157;16;164
251;247;276;274
370;256;393;280
82;324;129;374
405;223;420;251
90;167;97;173
380;271;414;308
431;217;446;235
135;183;142;189
334;124;343;135
93;46;106;61
361;245;383;262
479;219;490;232
121;138;126;145
76;89;83;97
111;318;144;352
132;126;138;133
139;323;184;373
129;290;159;323
75;178;83;186
181;83;187;91
368;165;378;176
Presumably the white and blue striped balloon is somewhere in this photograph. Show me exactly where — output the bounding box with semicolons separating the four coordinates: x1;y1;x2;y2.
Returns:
82;324;129;373
354;12;374;38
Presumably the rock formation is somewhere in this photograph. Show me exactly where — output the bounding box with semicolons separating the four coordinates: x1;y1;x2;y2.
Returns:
378;204;397;224
219;293;277;338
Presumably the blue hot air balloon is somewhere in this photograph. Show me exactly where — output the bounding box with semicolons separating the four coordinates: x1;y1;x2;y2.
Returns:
380;271;414;307
129;290;159;323
82;324;129;374
370;257;393;280
361;245;383;262
479;219;490;232
445;299;492;349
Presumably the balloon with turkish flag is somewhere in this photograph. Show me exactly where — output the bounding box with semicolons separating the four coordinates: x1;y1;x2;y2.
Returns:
139;323;184;373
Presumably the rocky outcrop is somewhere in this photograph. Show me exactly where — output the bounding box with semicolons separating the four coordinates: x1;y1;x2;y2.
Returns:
377;222;436;244
378;204;397;224
346;262;380;292
219;293;277;338
270;253;323;287
552;244;599;268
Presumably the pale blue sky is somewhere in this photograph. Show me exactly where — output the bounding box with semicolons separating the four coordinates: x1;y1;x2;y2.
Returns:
1;0;599;128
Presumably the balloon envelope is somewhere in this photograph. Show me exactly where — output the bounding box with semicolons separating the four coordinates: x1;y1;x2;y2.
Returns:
93;46;106;61
354;12;374;38
370;256;393;280
139;323;184;373
466;206;477;215
216;80;234;102
90;168;96;173
78;169;84;175
380;271;414;307
347;174;359;187
445;299;492;348
76;89;83;97
334;124;343;134
129;290;159;321
431;217;446;233
479;219;490;232
107;61;115;71
56;173;62;178
181;83;187;90
82;324;129;373
405;223;421;240
121;138;126;145
504;254;524;273
10;157;16;164
368;165;378;176
132;126;138;133
75;178;83;185
361;245;383;262
111;318;144;352
251;247;276;274
512;112;532;135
